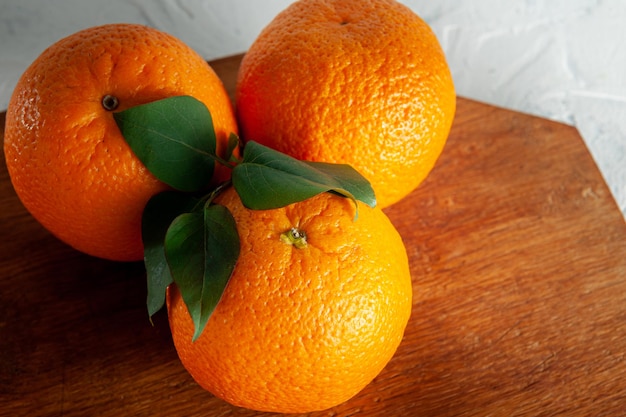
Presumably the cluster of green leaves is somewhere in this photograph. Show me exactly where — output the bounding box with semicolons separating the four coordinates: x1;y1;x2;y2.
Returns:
114;96;376;341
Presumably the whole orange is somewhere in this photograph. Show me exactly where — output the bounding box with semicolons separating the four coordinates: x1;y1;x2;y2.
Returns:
167;187;412;413
236;0;456;208
4;24;237;261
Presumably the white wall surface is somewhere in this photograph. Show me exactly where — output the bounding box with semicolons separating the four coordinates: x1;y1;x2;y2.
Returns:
1;0;625;216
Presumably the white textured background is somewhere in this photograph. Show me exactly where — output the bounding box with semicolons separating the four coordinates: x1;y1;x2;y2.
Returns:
1;0;625;217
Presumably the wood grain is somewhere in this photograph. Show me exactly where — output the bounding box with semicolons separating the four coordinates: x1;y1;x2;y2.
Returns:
1;54;625;417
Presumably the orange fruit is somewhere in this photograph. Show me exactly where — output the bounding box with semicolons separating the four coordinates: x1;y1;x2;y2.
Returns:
236;0;456;208
3;23;237;261
167;187;412;413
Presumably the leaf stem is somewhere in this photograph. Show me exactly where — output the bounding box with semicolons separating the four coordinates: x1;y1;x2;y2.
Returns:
206;180;233;205
210;131;243;169
191;180;232;212
210;153;239;169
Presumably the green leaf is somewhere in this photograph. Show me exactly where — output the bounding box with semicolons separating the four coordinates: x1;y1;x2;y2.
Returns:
165;204;240;342
142;191;201;321
114;95;217;192
304;161;377;208
232;141;376;211
225;132;241;164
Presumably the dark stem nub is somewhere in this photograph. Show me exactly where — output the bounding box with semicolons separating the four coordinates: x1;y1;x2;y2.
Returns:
101;94;119;111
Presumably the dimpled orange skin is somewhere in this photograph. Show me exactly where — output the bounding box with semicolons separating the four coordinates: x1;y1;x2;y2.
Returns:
236;0;456;209
3;24;237;261
167;188;413;413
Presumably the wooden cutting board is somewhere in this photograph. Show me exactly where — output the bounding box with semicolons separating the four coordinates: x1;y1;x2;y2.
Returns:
1;54;625;417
